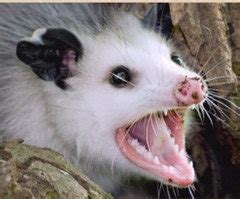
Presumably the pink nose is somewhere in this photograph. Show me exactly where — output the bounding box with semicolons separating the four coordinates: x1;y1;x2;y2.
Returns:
174;77;206;106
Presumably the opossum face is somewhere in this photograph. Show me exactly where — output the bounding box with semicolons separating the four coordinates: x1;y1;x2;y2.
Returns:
17;14;207;188
76;31;207;187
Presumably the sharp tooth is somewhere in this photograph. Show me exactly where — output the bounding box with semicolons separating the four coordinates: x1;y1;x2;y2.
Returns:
179;149;185;157
164;110;168;116
142;147;148;154
137;145;147;155
153;156;160;165
136;148;143;155
130;139;139;147
145;151;154;161
189;161;193;167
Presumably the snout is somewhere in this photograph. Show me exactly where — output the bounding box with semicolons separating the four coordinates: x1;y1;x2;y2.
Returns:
174;76;207;106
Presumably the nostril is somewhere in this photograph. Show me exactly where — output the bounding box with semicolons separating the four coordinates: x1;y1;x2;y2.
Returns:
191;92;199;100
178;88;188;96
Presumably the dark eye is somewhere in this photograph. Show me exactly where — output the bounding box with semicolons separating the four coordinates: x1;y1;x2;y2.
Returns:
171;54;183;66
109;66;132;88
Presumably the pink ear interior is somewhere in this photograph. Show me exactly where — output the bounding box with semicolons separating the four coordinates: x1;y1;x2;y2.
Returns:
61;49;79;76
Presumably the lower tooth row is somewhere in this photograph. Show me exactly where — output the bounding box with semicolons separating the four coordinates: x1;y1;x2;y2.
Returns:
128;139;191;169
170;138;186;160
129;139;160;165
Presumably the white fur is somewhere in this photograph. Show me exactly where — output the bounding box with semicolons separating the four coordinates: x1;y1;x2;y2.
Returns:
21;28;47;44
0;4;201;192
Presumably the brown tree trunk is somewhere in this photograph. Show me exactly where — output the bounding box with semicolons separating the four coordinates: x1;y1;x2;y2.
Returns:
124;3;240;198
0;139;112;199
170;3;240;198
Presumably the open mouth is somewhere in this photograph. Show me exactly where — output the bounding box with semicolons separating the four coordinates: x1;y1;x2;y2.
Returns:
116;109;195;187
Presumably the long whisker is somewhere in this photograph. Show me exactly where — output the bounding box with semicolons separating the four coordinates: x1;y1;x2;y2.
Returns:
150;113;158;136
210;112;235;129
176;186;180;196
201;57;227;77
172;186;177;199
208;95;239;115
110;109;152;174
111;72;161;96
48;104;84;113
188;186;195;199
198;32;236;75
206;99;235;127
110;121;138;175
207;98;239;119
206;97;222;113
224;96;240;100
205;75;240;83
199;103;213;126
166;185;171;199
111;135;128;175
192;42;202;69
157;182;163;199
208;92;240;111
208;88;237;93
206;101;239;125
205;99;216;114
198;46;224;76
208;89;240;98
208;81;236;87
146;113;152;151
111;73;135;87
195;105;204;123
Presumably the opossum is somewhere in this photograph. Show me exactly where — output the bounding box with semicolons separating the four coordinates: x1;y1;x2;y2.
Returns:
0;4;208;194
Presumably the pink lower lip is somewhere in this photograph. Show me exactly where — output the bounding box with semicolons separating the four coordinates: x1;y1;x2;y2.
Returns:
115;112;195;187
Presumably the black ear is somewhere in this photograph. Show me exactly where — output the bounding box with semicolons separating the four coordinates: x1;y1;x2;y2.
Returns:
142;4;173;39
16;28;83;89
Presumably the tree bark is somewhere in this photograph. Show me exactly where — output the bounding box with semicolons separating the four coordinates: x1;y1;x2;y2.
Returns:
0;139;112;199
169;3;240;197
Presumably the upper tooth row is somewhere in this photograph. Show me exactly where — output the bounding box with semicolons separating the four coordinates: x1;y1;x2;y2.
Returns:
158;110;168;117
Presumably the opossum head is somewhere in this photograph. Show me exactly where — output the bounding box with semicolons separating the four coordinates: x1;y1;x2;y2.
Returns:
16;12;207;188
